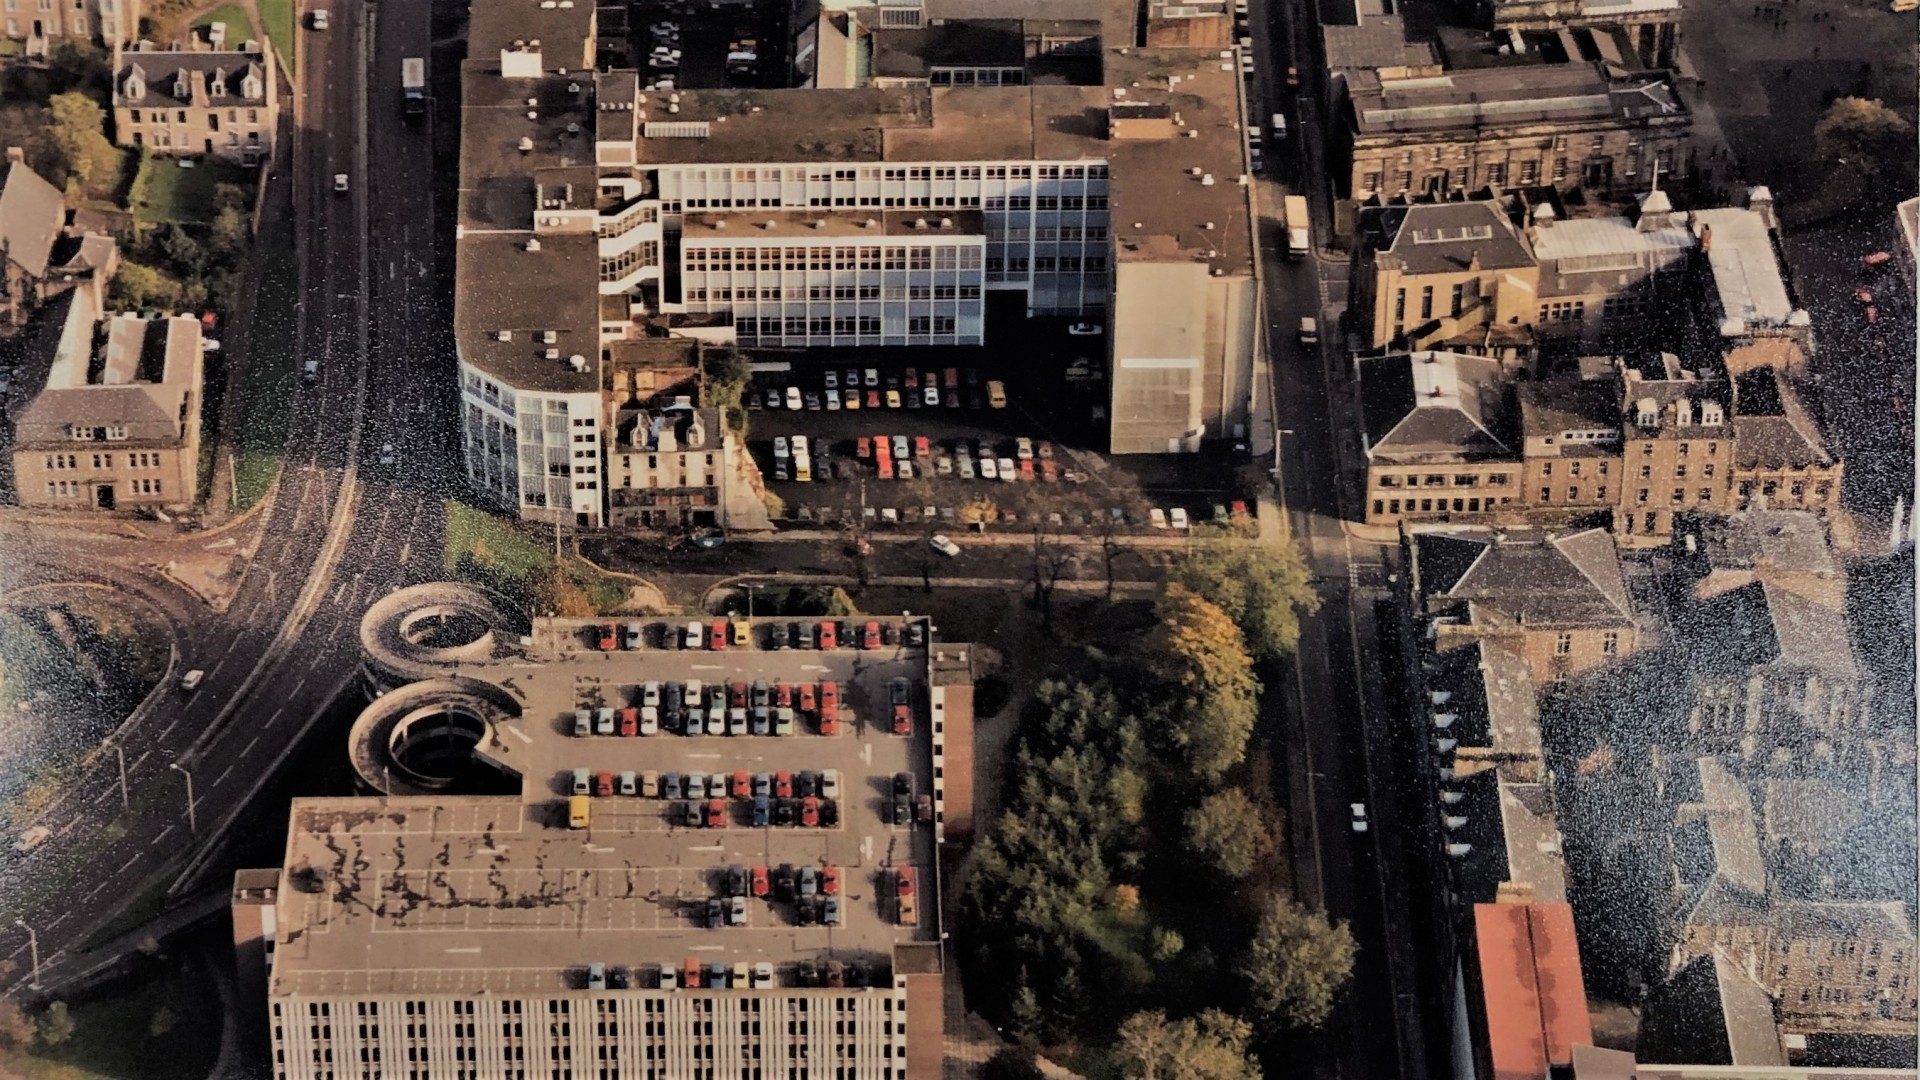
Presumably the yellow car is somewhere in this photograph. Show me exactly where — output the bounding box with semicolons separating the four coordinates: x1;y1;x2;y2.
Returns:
731;620;750;647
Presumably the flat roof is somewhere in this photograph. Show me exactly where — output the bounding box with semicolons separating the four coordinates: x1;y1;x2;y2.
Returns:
1690;207;1794;327
271;621;949;999
452;229;601;395
1350;62;1684;136
627;88;932;166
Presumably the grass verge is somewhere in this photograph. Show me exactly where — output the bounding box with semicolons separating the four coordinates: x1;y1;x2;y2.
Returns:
444;500;639;614
257;0;294;70
124;156;248;227
0;941;224;1080
229;202;297;510
188;3;255;40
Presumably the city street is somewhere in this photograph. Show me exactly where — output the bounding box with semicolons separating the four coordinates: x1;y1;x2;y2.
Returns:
0;0;444;996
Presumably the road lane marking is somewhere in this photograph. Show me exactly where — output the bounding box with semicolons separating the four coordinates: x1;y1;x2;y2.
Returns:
156;717;180;741
504;725;532;745
155;823;175;843
85;880;111;901
213;764;236;787
116;853;141;874
240;735;261;758
60;818;83;835
266;707;287;727
445;947;481;954
47;913;69;930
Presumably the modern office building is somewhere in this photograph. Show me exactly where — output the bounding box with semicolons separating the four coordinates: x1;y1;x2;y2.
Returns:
453;0;1259;527
236;584;971;1080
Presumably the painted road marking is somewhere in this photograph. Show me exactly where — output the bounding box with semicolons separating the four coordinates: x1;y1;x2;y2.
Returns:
155;824;174;843
213;764;235;787
115;853;141;874
240;735;261;758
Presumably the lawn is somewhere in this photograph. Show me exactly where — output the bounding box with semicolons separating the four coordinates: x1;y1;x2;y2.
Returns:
0;948;223;1080
125;154;248;227
188;2;254;42
257;0;293;69
445;498;556;604
229;200;297;510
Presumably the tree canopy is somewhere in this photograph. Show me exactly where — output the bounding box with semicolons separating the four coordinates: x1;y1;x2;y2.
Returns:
1142;585;1260;783
1169;539;1319;661
1183;788;1270;879
1239;896;1358;1030
1113;1009;1262;1080
1814;97;1917;208
35;91;120;197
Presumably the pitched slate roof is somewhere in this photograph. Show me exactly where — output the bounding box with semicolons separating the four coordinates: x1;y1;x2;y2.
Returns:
1360;351;1512;462
1355;200;1534;276
1416;527;1633;627
116;50;270;108
1688;579;1857;680
0;156;66;280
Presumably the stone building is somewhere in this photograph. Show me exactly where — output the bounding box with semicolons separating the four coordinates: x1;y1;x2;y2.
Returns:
1;149;119;337
2;0;136;55
1348;200;1540;358
606;403;735;530
1517;374;1623;518
1728;368;1841;517
11;290;203;512
1342;62;1691;201
1614;352;1732;545
1360;351;1520;523
111;39;278;165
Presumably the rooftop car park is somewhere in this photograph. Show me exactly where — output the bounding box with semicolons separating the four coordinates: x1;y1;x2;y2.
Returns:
313;593;967;999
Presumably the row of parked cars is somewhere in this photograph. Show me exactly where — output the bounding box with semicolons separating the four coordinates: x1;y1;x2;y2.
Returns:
590;618;926;652
590;956;881;992
673;794;840;829
752;366;1009;414
852;433;1079;484
574;678;846;738
571;766;845;801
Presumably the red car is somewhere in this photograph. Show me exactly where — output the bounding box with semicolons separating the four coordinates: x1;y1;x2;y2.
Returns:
862;621;882;649
822;866;840;895
594;771;615;797
1285;65;1300;86
728;681;748;708
866;390;881;409
892;703;911;735
943;367;958;388
752;865;770;898
913;435;930;459
708;619;727;650
897;867;916;897
857;436;871;458
731;771;751;798
704;799;726;828
1041;460;1058;483
821;711;839;736
775;683;794;709
801;797;821;827
1018;459;1035;481
877;458;894;480
798;683;817;713
775;771;794;799
818;621;837;649
596;624;618;650
904;368;919;389
618;707;639;737
683;958;703;988
819;680;839;714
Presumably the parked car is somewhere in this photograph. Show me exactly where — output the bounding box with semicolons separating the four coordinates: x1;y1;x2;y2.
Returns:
929;533;960;557
1066;322;1103;336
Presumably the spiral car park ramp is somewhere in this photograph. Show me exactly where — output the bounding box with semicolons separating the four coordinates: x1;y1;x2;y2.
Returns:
358;582;528;693
345;676;526;796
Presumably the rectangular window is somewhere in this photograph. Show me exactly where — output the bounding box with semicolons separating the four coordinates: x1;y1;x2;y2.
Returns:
1419;286;1433;320
1554;633;1572;656
1602;631;1619;655
1450;283;1465;317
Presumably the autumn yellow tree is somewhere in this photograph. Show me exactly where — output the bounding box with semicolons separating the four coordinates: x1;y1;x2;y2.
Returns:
1141;585;1259;783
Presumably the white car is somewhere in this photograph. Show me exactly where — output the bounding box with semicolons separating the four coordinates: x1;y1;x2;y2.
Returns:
996;457;1016;482
929;534;961;557
896;460;914;480
1351;803;1369;833
790;435;809;457
639;707;659;736
957;456;976;480
379;442;395;465
1066;322;1103;336
935;456;953;476
864;368;880;387
773;436;789;459
643;680;661;707
891;435;909;460
822;769;841;799
923;385;939;406
752;962;774;989
785;386;802;410
309;8;329;28
1170;508;1189;529
332;172;349;193
200;338;222;353
977;457;997;480
1014;437;1034;460
1149;508;1168;528
824;371;839;389
826;389;841;410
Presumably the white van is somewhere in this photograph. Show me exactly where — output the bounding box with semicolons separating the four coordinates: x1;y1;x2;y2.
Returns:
1271;112;1288;140
179;669;206;691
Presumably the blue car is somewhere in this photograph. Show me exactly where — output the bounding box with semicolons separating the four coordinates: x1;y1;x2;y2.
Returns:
752;773;771;798
752;795;771;827
664;772;684;799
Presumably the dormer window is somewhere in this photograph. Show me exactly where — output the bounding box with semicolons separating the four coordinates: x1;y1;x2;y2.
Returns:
242;75;260;99
173;74;190;99
1700;402;1723;425
125;74;144;98
104;425;127;441
1633;396;1659;429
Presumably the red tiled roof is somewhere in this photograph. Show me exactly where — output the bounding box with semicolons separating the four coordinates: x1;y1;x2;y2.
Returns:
1476;901;1594;1080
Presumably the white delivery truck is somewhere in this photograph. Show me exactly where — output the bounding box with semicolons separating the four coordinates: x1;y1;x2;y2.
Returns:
401;57;427;117
1283;194;1310;259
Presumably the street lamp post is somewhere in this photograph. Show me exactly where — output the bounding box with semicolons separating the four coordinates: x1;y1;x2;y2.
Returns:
14;919;41;991
170;762;197;834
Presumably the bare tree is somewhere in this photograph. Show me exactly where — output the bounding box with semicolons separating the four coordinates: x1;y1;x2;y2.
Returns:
1027;518;1077;626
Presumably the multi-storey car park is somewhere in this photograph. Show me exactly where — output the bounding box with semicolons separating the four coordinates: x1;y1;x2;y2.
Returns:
233;583;973;1080
454;0;1262;528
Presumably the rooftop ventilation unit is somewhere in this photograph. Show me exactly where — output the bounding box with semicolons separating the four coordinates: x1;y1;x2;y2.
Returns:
1439;790;1464;805
1445;843;1472;858
1435;737;1457;753
545;348;560;359
1443;815;1468;830
525;237;541;252
517;136;533;153
543;330;558;344
497;330;513;341
568;354;588;372
1433;712;1456;728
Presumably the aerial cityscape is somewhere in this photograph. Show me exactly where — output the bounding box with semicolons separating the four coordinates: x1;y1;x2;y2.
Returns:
0;0;1911;1074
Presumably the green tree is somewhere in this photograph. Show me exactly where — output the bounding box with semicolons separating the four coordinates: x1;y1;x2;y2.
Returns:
37;1001;75;1047
46;41;111;99
1183;787;1269;878
107;260;184;309
0;997;36;1048
1814;97;1917;209
1113;1009;1261;1080
701;348;752;429
1170;539;1319;660
210;205;251;256
160;224;209;276
1141;585;1259;783
1149;926;1185;962
1240;896;1358;1030
148;1004;178;1037
982;1046;1047;1080
35;91;119;196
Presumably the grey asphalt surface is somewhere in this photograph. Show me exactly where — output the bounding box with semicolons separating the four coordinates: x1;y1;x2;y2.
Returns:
0;0;444;996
